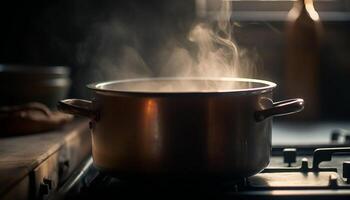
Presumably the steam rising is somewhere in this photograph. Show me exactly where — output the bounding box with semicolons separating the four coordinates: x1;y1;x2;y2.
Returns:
188;1;239;77
79;1;258;92
161;1;256;79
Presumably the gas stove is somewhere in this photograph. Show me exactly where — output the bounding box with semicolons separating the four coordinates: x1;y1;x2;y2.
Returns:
53;123;350;200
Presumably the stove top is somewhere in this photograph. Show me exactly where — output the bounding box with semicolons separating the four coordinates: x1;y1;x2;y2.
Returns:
52;124;350;200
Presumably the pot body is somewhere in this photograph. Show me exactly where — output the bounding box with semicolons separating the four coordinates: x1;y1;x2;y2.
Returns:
58;78;303;180
90;91;272;180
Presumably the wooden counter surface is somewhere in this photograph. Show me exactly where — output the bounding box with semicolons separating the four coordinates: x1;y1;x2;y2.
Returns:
0;119;91;199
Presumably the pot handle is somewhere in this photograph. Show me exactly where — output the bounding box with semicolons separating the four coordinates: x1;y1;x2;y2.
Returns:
255;98;304;122
57;99;96;119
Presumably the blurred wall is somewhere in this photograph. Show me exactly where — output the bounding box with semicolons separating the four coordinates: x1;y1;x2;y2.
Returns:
0;0;196;97
0;0;349;120
232;21;350;120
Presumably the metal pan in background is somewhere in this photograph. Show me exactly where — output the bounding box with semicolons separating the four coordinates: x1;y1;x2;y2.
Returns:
0;64;71;108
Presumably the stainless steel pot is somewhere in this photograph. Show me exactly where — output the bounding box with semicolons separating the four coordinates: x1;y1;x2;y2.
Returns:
58;77;304;181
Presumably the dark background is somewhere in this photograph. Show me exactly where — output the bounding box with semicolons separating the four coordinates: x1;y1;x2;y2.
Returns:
0;0;349;120
0;0;195;96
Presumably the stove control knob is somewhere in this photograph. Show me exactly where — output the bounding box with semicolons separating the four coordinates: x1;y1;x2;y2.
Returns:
343;161;350;180
345;135;350;144
331;130;341;142
301;157;309;172
328;174;338;188
283;148;297;166
39;183;50;196
43;178;53;190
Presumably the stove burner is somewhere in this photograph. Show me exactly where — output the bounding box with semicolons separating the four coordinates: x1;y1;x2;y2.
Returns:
63;166;246;199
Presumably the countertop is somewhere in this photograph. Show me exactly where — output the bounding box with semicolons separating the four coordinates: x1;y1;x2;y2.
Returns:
0;119;91;198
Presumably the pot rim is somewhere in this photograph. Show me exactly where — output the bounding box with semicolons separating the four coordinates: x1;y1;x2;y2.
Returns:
87;77;277;96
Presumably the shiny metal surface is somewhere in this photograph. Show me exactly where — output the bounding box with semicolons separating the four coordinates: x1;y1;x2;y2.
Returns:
0;64;71;108
58;78;304;180
87;77;276;94
92;90;272;180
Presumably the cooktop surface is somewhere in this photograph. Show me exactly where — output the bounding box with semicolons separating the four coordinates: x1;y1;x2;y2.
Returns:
52;122;350;200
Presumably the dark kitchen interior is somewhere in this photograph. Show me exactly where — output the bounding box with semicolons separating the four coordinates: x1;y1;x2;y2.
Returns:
1;0;350;119
1;0;350;199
